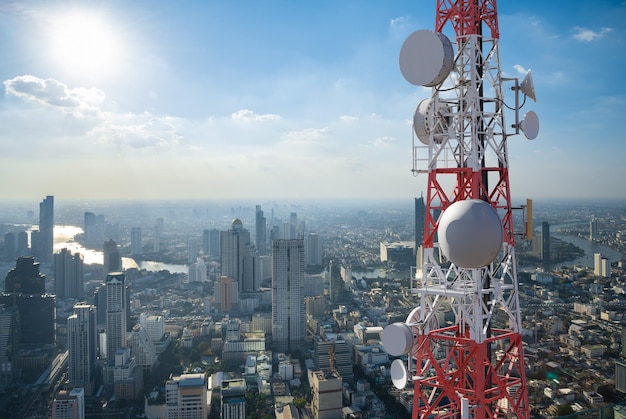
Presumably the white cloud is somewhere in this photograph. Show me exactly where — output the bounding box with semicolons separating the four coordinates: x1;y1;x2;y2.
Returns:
513;65;528;75
340;115;358;122
231;109;280;122
372;136;397;146
3;75;182;151
572;26;613;42
4;75;105;118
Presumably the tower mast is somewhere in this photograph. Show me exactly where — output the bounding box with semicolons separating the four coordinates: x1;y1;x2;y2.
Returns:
383;1;538;418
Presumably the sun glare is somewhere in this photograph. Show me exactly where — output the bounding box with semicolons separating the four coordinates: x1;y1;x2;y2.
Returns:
49;11;123;79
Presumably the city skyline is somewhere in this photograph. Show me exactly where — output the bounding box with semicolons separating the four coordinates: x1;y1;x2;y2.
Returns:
0;0;625;202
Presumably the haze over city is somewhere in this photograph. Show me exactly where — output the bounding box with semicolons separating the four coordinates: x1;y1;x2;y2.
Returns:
1;0;625;202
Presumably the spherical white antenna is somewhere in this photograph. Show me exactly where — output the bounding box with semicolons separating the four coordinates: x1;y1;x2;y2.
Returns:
399;30;454;87
520;110;539;140
390;359;409;390
520;70;536;102
382;322;414;357
438;199;504;269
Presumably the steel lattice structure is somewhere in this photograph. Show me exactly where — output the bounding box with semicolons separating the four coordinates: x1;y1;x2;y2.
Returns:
392;1;532;418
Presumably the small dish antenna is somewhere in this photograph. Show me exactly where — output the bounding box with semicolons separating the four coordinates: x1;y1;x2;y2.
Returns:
382;322;414;357
390;359;409;389
399;30;454;86
520;110;539;140
520;70;536;102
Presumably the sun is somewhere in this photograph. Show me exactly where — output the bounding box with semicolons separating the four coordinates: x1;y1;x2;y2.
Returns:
49;10;123;79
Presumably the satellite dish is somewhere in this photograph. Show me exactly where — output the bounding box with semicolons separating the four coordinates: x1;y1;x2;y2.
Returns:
399;30;454;86
520;110;540;140
520;70;536;102
382;322;414;357
390;359;409;390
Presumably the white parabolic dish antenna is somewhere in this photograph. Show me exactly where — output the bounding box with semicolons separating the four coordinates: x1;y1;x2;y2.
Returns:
381;322;414;357
390;359;409;390
438;199;504;269
520;110;540;140
399;30;454;86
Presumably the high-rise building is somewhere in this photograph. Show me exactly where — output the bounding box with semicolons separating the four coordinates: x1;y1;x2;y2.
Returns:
3;232;16;260
220;378;246;419
140;314;165;342
311;370;342;419
289;212;298;239
272;239;305;352
130;227;142;255
616;360;626;394
83;212;105;246
202;228;220;258
255;205;267;255
221;219;258;292
1;256;55;347
314;334;353;382
594;253;603;276
17;231;29;256
128;324;157;370
166;373;208;419
106;272;127;363
541;221;550;263
305;233;322;267
215;276;238;312
415;196;425;255
37;195;54;264
67;304;97;395
5;255;46;294
52;387;85;419
153;225;160;253
0;305;19;391
103;240;122;273
54;249;84;298
590;218;599;240
188;259;207;283
187;238;197;264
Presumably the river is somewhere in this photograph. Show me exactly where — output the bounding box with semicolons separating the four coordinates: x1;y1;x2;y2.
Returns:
550;231;623;269
53;225;188;274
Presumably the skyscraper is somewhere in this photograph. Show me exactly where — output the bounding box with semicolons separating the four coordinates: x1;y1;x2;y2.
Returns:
0;305;19;391
304;233;322;268
221;219;258;292
130;227;142;255
67;304;97;395
255;205;267;255
415;196;425;254
1;256;55;347
38;195;54;263
103;239;122;273
590;218;599;240
54;249;84;298
106;272;127;363
541;221;550;263
272;239;305;352
203;228;220;258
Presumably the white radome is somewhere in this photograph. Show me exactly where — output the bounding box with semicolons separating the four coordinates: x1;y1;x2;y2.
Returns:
438;199;503;268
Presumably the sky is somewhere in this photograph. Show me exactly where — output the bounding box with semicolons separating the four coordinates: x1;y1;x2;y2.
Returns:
0;0;625;203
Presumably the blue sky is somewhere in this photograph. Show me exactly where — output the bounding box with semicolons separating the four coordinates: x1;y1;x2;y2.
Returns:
0;0;624;202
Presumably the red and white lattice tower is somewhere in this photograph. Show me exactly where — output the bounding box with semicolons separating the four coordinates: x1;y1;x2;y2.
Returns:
382;1;538;418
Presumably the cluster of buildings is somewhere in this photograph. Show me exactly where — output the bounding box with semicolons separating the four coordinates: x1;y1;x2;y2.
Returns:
1;196;626;418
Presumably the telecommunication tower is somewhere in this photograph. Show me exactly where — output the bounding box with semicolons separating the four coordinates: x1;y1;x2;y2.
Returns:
382;1;538;418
